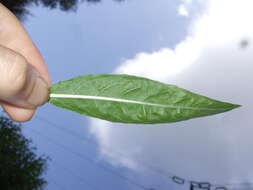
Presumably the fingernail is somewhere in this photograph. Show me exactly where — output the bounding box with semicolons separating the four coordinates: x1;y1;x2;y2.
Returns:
27;76;49;107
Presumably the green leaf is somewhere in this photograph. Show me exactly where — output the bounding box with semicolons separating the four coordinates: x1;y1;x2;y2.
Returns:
49;74;240;124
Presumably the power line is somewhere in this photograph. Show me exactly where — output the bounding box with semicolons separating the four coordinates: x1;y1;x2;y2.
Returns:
50;178;69;190
2;112;252;189
36;116;245;190
29;129;102;190
28;126;151;190
53;160;102;190
36;116;176;178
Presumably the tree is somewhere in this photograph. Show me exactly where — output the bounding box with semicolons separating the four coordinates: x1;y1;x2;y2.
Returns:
1;0;123;21
0;115;48;190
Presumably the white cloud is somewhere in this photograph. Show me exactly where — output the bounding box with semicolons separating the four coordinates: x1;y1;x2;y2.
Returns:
178;0;206;18
90;0;253;188
178;0;192;17
115;37;200;83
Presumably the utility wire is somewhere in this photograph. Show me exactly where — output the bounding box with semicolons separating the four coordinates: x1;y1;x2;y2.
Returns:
29;129;102;190
28;126;151;190
36;116;176;178
50;178;69;190
3;111;252;189
36;116;253;190
36;116;242;190
53;160;102;190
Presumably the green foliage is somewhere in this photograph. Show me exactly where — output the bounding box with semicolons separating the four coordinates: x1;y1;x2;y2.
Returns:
0;115;48;190
49;74;240;124
1;0;124;20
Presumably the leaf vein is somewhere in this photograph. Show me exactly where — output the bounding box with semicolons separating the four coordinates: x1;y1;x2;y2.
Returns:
50;94;224;111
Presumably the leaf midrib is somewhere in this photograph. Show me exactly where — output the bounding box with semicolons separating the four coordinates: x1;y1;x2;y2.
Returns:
50;94;226;111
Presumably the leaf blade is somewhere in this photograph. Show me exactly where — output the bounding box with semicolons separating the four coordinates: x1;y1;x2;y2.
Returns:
49;74;240;124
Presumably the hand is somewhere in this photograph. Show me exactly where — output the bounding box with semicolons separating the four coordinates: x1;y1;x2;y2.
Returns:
0;4;51;122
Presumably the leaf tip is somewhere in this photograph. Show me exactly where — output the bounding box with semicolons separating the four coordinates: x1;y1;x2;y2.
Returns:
226;103;241;112
233;104;242;109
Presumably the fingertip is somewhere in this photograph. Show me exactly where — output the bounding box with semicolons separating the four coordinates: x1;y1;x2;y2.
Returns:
2;104;36;122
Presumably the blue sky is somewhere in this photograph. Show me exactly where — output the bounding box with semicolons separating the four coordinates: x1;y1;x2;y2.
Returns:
22;1;189;190
20;0;253;190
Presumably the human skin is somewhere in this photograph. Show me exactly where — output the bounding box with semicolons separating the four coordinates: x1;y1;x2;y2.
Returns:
0;3;51;122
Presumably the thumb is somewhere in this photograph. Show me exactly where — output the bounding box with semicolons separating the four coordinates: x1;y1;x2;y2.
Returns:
0;45;49;109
